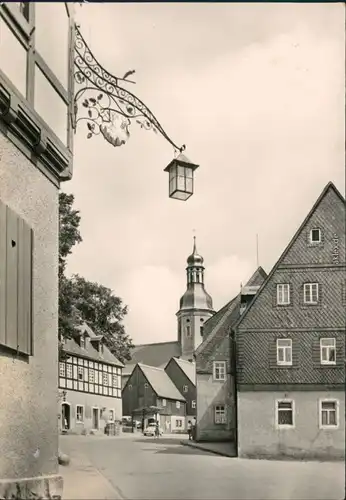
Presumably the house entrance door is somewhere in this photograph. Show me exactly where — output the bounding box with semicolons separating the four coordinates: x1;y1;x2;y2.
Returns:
61;403;70;430
92;408;99;430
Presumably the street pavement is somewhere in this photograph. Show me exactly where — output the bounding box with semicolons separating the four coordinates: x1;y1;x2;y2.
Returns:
60;434;345;500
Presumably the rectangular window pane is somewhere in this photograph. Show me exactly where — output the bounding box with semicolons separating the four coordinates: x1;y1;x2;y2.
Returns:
278;410;293;425
34;65;68;145
0;19;27;97
35;2;69;88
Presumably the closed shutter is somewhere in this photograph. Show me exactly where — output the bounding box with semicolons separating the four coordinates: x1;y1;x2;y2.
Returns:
0;199;33;355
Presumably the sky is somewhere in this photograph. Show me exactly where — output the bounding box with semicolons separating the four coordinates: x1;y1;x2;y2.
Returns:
64;2;345;346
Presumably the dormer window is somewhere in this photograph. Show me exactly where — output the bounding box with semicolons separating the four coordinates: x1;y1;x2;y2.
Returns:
80;336;85;349
310;228;321;244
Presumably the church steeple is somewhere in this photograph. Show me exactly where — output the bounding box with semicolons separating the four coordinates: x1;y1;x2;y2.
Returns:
186;236;205;285
177;238;215;360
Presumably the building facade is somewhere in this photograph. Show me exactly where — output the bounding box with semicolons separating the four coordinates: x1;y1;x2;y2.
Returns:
59;324;123;434
0;3;74;498
165;357;196;425
235;182;345;460
195;268;267;443
123;363;187;433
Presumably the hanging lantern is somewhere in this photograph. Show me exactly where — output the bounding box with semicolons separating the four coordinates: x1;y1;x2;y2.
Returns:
164;153;199;201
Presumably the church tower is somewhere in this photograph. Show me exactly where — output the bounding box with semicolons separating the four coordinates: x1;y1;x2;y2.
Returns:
177;237;215;360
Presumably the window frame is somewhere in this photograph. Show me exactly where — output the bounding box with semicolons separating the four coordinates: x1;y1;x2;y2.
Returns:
0;3;74;152
59;362;66;377
183;385;188;393
303;283;319;304
320;338;336;366
276;283;290;305
275;399;295;429
309;228;322;244
319;399;339;429
214;404;226;425
162;398;166;407
191;400;196;409
213;361;226;381
276;338;293;366
109;409;115;422
76;404;84;424
77;365;84;381
176;401;181;409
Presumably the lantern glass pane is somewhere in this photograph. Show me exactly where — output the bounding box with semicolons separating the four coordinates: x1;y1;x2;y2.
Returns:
185;167;193;178
185;177;193;194
177;176;186;192
0;18;27;97
169;164;177;178
169;175;177;196
177;165;186;177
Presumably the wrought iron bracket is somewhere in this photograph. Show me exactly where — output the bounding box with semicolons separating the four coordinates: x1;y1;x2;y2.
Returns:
73;25;185;153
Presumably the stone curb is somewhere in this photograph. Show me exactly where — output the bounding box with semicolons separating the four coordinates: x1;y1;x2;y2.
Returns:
180;440;234;458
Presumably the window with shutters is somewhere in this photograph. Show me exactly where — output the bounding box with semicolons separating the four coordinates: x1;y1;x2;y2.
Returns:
0;200;33;356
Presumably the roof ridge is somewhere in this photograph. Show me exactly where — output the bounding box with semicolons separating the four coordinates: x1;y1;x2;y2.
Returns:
138;363;165;371
134;340;178;348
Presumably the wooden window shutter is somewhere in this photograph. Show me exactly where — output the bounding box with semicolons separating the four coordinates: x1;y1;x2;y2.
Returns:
0;199;33;355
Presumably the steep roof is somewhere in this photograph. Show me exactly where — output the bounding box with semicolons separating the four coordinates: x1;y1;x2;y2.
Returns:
234;182;345;330
63;323;124;368
127;341;181;369
168;357;196;385
195;267;267;360
139;364;186;401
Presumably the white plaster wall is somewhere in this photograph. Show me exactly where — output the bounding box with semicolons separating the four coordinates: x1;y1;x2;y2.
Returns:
238;390;345;459
196;373;234;441
60;390;122;433
0;134;59;479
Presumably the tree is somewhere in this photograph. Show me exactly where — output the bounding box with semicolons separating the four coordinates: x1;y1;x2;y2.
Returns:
58;193;133;363
58;193;83;341
69;275;134;362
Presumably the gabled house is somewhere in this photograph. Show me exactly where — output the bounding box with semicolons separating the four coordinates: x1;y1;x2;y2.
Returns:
195;267;267;442
165;357;196;424
234;182;345;460
59;323;124;434
122;341;181;388
122;363;187;433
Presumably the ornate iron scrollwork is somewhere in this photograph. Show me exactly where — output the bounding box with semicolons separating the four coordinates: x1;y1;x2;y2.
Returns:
73;25;185;152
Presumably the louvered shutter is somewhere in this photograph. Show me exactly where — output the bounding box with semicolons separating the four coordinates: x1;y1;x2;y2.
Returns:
0;199;33;355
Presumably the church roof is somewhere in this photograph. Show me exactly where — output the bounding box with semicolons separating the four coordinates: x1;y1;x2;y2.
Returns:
139;364;186;401
126;341;181;373
169;357;196;385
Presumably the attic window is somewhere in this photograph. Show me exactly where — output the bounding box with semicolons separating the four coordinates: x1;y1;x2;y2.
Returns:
310;228;321;244
144;383;149;389
80;336;85;349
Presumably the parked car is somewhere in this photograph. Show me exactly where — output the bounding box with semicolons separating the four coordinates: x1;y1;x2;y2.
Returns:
143;424;163;436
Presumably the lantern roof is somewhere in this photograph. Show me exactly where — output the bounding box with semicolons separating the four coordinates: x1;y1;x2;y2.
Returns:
164;153;199;172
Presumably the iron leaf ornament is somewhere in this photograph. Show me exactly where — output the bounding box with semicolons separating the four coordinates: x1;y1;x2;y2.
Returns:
73;25;186;153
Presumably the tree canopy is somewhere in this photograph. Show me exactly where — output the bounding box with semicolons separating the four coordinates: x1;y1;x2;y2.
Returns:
58;192;133;363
